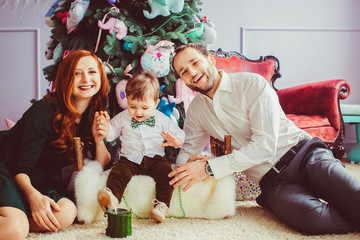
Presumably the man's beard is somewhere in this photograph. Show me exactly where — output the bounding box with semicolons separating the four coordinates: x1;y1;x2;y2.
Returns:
190;80;213;95
190;68;216;95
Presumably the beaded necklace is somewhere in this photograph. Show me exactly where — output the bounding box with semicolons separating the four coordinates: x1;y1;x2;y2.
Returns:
121;186;186;219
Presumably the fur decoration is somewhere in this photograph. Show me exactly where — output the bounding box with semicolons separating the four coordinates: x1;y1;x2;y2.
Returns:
75;160;110;223
75;160;236;223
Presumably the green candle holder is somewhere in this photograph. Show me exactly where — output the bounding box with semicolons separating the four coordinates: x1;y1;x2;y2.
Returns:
105;208;132;238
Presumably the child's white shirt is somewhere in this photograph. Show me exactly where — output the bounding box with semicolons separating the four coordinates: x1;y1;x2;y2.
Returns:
107;109;185;164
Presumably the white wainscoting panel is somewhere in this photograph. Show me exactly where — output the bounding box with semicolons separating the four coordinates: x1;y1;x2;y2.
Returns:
240;27;360;104
0;28;40;130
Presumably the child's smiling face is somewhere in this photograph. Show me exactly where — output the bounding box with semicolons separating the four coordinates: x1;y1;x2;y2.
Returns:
127;95;160;122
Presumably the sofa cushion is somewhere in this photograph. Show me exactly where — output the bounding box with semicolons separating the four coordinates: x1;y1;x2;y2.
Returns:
214;55;276;83
286;114;337;141
286;114;331;128
301;126;338;142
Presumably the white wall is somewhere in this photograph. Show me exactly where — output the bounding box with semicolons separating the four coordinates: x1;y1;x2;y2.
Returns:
201;0;360;101
0;0;52;130
0;0;359;148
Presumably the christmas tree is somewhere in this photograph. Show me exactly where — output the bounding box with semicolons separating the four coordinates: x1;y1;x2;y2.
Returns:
43;0;216;122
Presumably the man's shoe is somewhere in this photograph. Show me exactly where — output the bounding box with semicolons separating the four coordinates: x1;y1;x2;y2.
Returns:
97;187;119;212
149;199;168;223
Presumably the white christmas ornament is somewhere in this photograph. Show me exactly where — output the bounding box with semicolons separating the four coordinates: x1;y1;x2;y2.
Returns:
202;17;217;45
66;0;90;33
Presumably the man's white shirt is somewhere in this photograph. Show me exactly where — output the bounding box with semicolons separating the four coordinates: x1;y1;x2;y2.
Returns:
176;71;310;184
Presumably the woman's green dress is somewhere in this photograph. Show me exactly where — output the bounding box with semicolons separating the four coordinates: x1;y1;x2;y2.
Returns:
0;98;95;214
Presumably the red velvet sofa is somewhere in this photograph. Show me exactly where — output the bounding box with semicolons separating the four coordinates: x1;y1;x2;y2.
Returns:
210;48;351;159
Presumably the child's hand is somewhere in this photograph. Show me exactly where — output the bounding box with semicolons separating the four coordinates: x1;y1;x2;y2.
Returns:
161;131;182;148
92;111;110;143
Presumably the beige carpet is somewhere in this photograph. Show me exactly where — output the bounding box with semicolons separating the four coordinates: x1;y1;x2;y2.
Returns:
26;161;360;240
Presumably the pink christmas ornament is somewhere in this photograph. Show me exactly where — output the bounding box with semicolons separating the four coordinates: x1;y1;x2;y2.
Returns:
140;40;174;77
168;78;198;113
115;64;133;110
98;17;128;40
115;80;128;110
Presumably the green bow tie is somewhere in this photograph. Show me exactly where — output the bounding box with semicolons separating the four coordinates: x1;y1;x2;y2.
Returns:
131;116;156;129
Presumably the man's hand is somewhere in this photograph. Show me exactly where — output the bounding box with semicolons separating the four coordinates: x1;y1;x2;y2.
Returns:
168;154;209;192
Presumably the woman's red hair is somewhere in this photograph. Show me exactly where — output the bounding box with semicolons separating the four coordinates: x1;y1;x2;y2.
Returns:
46;49;109;160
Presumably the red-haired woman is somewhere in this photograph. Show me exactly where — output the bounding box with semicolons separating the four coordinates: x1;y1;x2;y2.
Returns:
0;49;111;239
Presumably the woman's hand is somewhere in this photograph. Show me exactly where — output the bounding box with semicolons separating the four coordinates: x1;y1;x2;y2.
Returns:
14;173;61;232
27;191;61;232
168;154;209;192
161;131;182;148
92;111;110;143
92;111;111;168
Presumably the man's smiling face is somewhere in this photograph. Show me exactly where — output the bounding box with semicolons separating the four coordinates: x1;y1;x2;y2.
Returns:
173;47;218;97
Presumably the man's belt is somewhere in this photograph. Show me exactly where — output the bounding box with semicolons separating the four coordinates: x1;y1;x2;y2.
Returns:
259;138;309;187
